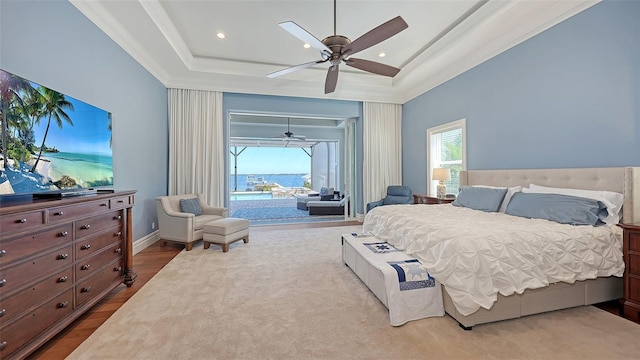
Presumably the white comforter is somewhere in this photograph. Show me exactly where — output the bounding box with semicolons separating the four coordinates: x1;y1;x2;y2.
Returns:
362;204;624;316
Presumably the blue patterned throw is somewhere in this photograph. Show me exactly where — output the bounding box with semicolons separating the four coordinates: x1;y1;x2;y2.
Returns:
364;242;399;254
388;259;436;291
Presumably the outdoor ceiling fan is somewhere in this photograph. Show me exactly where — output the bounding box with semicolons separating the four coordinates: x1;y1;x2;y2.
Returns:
267;0;408;94
280;118;306;140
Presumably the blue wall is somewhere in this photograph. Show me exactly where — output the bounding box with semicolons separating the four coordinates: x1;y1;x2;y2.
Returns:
402;0;640;194
1;0;169;241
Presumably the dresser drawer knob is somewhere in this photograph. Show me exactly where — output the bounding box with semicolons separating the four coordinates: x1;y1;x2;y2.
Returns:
81;244;91;250
57;253;69;260
0;249;6;257
57;276;68;283
0;279;6;287
81;264;91;270
54;211;64;216
114;215;122;220
114;231;122;237
81;286;91;293
81;224;91;230
100;203;108;207
114;248;122;254
57;301;69;308
0;341;6;351
16;218;27;223
114;266;123;272
0;308;5;317
58;231;69;237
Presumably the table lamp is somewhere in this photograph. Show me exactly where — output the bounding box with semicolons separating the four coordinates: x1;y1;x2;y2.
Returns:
432;168;451;199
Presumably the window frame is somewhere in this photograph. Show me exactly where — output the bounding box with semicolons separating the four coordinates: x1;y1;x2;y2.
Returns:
426;119;467;196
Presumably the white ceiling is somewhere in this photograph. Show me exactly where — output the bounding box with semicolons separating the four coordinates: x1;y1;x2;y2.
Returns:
70;0;599;104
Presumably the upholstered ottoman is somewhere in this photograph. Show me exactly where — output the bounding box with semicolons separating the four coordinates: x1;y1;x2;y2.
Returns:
203;218;250;252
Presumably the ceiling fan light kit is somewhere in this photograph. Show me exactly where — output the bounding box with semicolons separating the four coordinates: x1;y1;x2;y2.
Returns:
267;0;408;94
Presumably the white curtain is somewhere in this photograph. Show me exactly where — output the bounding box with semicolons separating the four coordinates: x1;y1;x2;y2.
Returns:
362;102;402;213
167;88;224;207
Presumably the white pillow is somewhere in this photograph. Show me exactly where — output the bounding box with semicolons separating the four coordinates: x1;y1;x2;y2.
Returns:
472;185;523;213
524;184;623;225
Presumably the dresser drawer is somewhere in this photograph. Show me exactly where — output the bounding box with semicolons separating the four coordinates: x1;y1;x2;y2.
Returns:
629;254;640;276
48;198;111;224
629;277;640;302
75;210;124;240
110;195;132;210
76;259;124;306
629;232;640;252
76;243;123;281
0;267;73;325
75;226;123;260
0;245;73;296
0;210;45;236
0;224;72;267
0;289;73;358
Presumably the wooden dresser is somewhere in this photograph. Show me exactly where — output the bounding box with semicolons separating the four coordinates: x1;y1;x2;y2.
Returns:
620;223;640;322
0;190;136;359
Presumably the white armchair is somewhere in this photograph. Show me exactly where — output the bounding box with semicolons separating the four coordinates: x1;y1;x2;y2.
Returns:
156;193;227;251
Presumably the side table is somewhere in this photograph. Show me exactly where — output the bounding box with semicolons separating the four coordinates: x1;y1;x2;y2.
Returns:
619;223;640;322
413;194;454;205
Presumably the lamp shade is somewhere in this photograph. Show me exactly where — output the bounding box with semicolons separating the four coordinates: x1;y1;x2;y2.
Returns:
432;168;451;181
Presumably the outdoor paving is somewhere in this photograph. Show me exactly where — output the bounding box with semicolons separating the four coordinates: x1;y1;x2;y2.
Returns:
229;198;343;225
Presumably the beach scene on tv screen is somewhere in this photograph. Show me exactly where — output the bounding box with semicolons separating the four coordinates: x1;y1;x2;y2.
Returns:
0;69;113;195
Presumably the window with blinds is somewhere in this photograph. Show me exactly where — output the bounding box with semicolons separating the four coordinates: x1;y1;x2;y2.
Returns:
427;119;466;196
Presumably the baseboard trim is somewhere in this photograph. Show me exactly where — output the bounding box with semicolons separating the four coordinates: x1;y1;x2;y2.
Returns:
133;230;160;255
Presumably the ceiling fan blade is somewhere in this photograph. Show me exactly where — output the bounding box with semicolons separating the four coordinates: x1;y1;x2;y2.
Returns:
324;64;339;94
279;21;331;54
267;60;325;78
344;58;401;77
342;16;408;57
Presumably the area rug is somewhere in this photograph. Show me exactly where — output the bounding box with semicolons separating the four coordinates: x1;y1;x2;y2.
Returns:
68;225;640;359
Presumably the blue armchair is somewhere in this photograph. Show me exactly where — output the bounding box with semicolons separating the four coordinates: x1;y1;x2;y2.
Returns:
366;185;413;212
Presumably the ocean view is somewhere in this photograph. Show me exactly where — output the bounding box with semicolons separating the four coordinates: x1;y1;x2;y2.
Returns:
45;151;113;187
230;173;307;191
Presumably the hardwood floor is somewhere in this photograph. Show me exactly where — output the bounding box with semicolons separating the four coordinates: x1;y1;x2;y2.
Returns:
26;220;636;359
27;221;358;359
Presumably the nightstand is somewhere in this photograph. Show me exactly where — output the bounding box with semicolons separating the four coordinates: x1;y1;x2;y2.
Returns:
413;194;454;205
620;223;640;322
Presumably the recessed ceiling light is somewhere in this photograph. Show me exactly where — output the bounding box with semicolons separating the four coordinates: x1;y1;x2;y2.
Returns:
217;32;226;39
303;43;311;49
378;52;386;57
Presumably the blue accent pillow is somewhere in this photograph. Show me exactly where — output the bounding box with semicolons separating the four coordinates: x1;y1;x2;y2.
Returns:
505;192;607;226
179;198;202;216
452;186;508;212
319;187;334;196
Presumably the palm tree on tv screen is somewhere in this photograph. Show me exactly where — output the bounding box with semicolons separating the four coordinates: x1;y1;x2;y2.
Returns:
0;71;31;170
31;87;74;173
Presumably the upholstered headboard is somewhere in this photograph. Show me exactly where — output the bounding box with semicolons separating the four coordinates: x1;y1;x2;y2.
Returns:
459;167;639;224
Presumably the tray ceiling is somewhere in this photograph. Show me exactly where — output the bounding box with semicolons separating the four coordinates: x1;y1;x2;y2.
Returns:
70;0;599;103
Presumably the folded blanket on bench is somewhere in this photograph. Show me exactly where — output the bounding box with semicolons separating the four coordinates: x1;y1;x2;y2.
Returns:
343;234;444;326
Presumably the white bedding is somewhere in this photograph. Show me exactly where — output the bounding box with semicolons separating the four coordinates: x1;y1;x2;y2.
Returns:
363;204;624;316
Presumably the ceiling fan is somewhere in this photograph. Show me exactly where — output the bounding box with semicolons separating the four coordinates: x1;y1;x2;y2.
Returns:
279;118;306;140
267;0;408;94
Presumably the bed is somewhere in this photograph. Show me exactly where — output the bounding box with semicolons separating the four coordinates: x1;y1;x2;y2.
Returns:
344;167;639;329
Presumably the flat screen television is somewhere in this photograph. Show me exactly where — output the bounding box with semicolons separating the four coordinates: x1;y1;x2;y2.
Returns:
0;68;113;202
